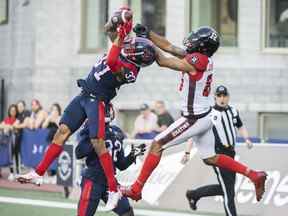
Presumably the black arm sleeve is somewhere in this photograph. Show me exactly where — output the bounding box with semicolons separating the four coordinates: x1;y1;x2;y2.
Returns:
235;110;243;128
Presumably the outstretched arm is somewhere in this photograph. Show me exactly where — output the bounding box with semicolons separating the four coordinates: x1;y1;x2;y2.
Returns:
106;22;131;72
133;24;186;58
149;31;186;58
155;48;196;74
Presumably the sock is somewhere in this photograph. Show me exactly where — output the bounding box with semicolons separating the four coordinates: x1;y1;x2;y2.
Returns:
133;153;161;193
215;154;258;182
36;143;63;176
99;151;117;192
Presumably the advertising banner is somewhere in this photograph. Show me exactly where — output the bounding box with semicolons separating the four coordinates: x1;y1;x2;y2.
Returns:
57;144;74;187
118;143;288;216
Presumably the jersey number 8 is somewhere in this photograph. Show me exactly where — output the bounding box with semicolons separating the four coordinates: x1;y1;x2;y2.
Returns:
202;74;213;97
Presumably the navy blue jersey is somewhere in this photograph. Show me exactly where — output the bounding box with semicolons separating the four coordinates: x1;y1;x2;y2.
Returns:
78;55;140;101
76;123;134;183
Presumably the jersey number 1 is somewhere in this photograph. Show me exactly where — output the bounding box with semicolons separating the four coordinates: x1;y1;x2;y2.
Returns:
94;57;109;81
202;74;213;97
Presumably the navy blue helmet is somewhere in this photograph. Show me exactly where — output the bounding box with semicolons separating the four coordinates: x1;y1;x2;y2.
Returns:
183;26;220;57
121;37;156;67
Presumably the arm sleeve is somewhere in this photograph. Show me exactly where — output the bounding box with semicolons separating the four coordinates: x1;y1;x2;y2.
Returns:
106;44;123;72
185;53;209;72
235;110;243;128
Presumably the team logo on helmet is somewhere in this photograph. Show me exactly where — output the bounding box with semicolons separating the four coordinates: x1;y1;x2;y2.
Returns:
191;56;198;64
183;26;220;57
121;37;156;67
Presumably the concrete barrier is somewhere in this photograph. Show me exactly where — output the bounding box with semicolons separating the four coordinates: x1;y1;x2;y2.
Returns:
118;143;288;216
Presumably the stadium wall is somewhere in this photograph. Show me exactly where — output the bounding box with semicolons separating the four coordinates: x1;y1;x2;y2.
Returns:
0;0;287;137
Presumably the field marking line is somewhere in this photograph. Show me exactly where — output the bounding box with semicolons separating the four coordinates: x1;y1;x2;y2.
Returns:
0;196;207;216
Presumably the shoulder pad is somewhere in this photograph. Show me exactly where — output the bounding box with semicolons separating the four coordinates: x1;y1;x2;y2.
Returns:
185;52;209;71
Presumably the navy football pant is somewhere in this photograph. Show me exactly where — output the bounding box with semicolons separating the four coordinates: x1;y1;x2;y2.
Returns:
77;177;132;216
60;93;106;139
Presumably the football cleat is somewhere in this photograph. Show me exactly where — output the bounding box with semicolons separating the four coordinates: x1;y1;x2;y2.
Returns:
120;185;142;201
16;170;43;186
186;190;198;210
102;190;122;211
253;171;267;201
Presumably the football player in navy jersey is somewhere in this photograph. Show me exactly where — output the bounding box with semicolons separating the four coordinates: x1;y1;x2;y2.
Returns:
17;7;156;211
76;104;145;216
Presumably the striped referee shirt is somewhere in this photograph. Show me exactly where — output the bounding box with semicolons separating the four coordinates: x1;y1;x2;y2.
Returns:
211;105;243;148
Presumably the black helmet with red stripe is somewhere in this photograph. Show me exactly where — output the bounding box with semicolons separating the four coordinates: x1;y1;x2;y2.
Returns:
121;37;156;67
183;26;220;57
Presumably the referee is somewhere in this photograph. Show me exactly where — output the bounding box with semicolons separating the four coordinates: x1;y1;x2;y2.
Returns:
183;85;253;216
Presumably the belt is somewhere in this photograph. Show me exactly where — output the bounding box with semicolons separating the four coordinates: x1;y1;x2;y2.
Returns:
181;108;212;119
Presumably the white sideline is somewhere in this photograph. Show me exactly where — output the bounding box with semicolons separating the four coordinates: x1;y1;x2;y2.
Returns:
0;196;207;216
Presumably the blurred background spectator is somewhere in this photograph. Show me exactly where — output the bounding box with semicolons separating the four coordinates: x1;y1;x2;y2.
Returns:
42;103;61;142
0;104;19;130
0;104;19;180
12;100;31;175
15;100;31;127
25;99;48;130
42;103;62;177
154;100;174;132
133;103;158;139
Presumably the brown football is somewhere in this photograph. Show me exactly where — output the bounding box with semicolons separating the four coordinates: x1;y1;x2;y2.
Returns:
123;10;133;22
111;9;133;26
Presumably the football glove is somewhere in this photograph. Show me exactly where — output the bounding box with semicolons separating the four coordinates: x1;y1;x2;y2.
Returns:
129;143;146;163
133;23;150;38
117;21;132;40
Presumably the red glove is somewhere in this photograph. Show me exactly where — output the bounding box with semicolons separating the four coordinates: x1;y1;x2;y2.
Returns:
117;21;132;40
124;21;132;35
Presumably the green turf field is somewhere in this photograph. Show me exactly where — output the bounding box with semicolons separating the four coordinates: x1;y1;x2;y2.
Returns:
0;187;216;216
0;187;113;216
0;203;79;216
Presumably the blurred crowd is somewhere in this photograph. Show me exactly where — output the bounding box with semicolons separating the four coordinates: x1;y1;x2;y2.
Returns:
0;98;175;181
133;100;174;139
0;99;62;180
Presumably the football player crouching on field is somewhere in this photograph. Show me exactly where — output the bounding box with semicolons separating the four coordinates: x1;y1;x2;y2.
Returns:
76;104;145;216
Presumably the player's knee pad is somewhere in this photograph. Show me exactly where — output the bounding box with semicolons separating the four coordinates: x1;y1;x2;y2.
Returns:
120;207;134;216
